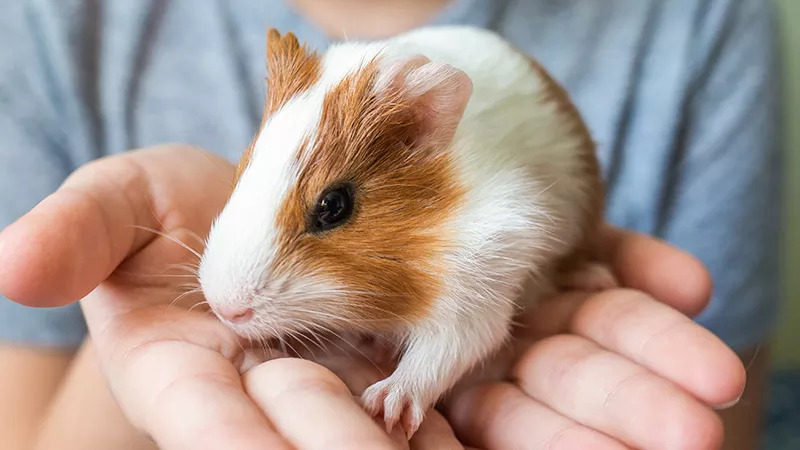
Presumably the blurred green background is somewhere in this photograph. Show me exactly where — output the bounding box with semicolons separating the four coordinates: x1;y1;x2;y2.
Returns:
774;0;799;368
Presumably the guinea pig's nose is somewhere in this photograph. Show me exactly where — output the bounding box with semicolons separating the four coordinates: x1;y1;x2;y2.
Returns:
216;306;254;324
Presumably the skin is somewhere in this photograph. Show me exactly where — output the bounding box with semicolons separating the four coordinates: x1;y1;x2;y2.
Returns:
290;0;454;40
0;145;748;449
0;345;73;450
33;341;159;450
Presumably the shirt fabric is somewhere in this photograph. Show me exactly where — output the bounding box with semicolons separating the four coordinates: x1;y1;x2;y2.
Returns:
0;0;783;351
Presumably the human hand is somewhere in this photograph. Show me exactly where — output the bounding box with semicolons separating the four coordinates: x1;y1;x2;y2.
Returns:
444;225;745;450
0;145;461;449
0;144;744;450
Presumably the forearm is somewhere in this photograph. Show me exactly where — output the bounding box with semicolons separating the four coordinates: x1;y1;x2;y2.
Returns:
34;340;157;450
0;344;73;450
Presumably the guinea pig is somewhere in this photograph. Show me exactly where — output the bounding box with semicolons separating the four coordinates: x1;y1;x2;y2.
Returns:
198;25;613;438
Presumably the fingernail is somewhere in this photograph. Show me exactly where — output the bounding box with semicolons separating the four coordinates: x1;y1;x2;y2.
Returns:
714;396;742;410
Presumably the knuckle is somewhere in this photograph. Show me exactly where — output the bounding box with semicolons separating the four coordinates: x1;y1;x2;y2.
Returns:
147;370;239;426
512;334;596;392
526;334;588;361
573;288;649;326
543;423;589;450
600;288;653;306
489;385;527;426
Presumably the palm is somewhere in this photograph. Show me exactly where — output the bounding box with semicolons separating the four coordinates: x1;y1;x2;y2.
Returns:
0;145;402;448
0;145;745;450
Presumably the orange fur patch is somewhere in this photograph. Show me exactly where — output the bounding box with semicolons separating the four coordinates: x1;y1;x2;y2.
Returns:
234;29;322;186
264;29;322;116
272;60;466;327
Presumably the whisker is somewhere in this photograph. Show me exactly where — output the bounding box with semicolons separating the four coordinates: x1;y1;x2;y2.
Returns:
176;283;202;291
287;316;384;373
166;262;201;272
130;225;202;259
292;320;329;353
187;300;209;313
183;229;207;247
286;328;317;359
281;335;300;358
145;273;200;279
197;146;237;191
313;323;383;373
168;288;203;311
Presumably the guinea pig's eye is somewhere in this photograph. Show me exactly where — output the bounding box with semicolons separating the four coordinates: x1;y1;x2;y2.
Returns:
310;184;354;232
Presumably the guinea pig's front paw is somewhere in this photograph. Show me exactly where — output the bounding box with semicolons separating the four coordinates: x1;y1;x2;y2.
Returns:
361;377;426;439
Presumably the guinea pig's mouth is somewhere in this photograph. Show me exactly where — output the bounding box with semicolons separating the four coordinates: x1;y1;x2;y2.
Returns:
215;311;283;338
214;307;315;342
222;315;358;358
202;274;365;348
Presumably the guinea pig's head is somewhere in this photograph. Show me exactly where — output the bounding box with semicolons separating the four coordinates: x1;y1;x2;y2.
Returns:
198;30;473;340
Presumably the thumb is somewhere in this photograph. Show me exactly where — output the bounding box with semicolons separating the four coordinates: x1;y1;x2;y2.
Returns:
0;144;233;307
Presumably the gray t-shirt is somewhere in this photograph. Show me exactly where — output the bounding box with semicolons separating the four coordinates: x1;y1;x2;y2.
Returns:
0;0;782;351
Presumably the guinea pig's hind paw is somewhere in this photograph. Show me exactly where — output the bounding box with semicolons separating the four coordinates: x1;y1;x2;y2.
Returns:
556;262;618;292
361;379;425;439
355;335;398;369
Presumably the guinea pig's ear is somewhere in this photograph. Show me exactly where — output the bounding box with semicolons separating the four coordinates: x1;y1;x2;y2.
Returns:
264;29;320;113
376;55;473;150
266;28;301;70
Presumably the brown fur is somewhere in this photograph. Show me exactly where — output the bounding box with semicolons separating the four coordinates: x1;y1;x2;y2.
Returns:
272;59;466;325
234;29;322;186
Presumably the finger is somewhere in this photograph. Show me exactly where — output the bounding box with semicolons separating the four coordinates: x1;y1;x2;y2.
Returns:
522;289;745;408
0;145;233;307
311;350;389;396
518;291;590;340
410;410;464;450
79;286;292;450
244;358;399;449
309;350;412;447
111;334;291;450
570;289;745;408
447;382;628;450
597;225;712;316
513;335;724;450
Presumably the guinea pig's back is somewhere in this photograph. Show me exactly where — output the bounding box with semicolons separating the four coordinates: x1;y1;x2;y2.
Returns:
387;26;591;168
386;26;603;256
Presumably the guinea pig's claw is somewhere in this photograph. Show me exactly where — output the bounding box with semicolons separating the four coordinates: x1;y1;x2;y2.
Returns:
362;378;426;440
401;408;423;439
361;383;386;417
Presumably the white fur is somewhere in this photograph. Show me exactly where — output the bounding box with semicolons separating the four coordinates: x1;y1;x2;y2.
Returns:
363;27;594;434
198;93;318;327
199;26;595;435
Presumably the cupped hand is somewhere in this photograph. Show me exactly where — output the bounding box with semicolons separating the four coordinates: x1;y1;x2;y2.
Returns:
0;144;745;450
0;145;462;450
444;225;746;450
